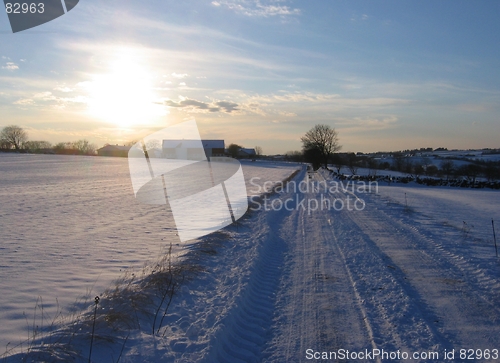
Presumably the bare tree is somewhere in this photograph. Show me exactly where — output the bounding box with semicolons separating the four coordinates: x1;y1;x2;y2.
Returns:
404;158;414;176
73;139;96;155
346;153;358;175
331;153;344;174
458;163;482;185
301;124;341;169
227;143;242;158
421;156;432;170
285;150;303;162
303;146;322;170
24;140;52;152
255;146;263;156
367;157;378;177
414;163;425;178
440;160;455;180
392;152;404;171
53;142;70;154
0;139;12;150
426;165;439;177
483;161;500;182
1;125;28;150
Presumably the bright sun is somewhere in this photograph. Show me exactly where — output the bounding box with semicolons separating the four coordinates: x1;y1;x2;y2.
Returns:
86;55;166;128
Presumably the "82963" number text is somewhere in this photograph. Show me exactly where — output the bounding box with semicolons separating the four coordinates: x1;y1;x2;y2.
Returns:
5;3;45;14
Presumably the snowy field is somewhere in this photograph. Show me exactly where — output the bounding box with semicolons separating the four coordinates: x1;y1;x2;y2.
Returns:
0;154;299;354
377;184;500;247
2;155;500;362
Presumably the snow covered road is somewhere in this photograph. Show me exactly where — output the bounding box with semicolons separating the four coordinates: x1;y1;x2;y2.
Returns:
193;168;500;362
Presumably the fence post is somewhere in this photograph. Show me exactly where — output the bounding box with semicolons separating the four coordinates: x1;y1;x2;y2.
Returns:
492;219;498;258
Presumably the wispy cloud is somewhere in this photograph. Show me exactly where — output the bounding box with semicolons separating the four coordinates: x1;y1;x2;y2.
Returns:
244;91;408;110
270;92;341;102
13;91;88;109
13;98;35;105
171;72;189;79
53;86;73;93
350;13;369;22
336;115;399;132
164;97;239;113
212;0;300;18
205;90;409;124
2;62;19;71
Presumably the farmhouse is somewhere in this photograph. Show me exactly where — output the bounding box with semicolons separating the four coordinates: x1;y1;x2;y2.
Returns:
238;148;256;159
97;145;131;157
162;139;225;160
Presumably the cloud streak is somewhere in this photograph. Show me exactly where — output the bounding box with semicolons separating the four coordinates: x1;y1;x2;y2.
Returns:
244;91;409;110
164;97;239;113
13;91;88;109
212;0;300;18
171;72;188;79
336;115;399;132
2;62;19;71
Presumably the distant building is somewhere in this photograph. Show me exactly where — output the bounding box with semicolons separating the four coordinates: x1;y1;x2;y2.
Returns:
202;140;225;157
162;139;225;160
97;144;131;157
238;148;256;158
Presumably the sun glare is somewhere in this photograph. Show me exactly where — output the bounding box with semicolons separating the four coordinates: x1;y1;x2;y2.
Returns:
86;55;166;128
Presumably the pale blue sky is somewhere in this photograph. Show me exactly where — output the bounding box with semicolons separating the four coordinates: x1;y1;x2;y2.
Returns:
1;0;499;154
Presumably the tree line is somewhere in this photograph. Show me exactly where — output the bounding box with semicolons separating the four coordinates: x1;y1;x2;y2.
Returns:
0;125;97;155
287;147;500;183
292;124;500;182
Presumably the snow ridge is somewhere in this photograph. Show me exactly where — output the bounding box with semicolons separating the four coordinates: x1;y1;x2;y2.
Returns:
201;188;290;362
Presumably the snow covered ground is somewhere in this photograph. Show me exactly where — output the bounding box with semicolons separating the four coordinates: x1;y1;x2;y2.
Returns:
2;155;500;362
0;154;299;356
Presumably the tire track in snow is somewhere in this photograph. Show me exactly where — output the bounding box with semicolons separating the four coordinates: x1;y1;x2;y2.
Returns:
263;191;328;362
349;191;500;349
316;173;452;357
373;207;500;317
334;209;457;349
369;191;500;305
264;170;373;362
324;216;381;363
201;200;289;363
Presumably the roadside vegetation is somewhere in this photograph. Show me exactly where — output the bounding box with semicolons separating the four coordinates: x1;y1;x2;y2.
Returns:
284;125;500;188
0;125;96;156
